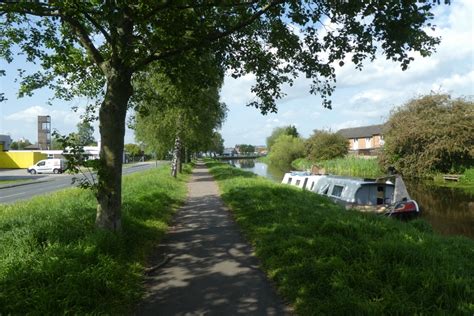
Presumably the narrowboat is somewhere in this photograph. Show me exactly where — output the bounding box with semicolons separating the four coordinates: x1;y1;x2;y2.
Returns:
281;171;419;218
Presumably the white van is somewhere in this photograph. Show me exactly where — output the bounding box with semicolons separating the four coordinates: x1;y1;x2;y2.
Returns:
27;159;67;174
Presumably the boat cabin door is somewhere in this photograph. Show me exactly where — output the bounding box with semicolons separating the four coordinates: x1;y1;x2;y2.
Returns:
377;186;385;205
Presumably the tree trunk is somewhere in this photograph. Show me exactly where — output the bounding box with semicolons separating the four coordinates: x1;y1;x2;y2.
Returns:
95;67;132;231
171;135;181;178
178;145;183;173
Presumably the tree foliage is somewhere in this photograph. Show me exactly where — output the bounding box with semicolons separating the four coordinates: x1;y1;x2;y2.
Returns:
268;134;305;171
0;0;447;230
133;63;227;168
124;143;141;158
266;125;299;151
238;144;256;155
380;94;474;178
74;121;96;146
10;139;31;150
209;132;225;156
305;130;348;161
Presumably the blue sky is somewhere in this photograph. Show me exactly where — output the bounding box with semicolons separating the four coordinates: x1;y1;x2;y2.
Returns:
1;1;473;147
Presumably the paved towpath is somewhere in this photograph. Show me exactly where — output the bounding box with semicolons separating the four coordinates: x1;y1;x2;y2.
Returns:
137;162;292;315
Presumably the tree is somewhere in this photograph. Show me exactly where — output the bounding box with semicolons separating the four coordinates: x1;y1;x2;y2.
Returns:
238;144;256;155
266;125;299;151
209;132;225;156
10;139;32;150
124;143;141;161
133;63;227;177
268;134;305;171
305;130;348;161
75;121;96;146
380;94;474;178
1;1;446;230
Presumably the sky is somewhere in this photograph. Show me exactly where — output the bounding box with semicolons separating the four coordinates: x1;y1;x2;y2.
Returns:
0;1;473;148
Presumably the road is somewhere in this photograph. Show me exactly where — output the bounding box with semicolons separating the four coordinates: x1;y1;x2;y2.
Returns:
0;162;166;204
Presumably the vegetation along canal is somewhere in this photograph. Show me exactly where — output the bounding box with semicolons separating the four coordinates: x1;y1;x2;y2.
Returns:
228;159;474;239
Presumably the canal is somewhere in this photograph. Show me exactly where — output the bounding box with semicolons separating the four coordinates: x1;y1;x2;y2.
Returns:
228;159;474;239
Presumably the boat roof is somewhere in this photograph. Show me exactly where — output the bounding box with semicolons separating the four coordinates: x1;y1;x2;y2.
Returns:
285;172;392;186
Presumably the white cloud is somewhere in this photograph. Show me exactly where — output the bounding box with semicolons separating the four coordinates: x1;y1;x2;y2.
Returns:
6;105;81;126
220;74;256;108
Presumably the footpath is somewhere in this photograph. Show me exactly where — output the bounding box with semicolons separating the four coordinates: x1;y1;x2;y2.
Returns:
137;162;291;315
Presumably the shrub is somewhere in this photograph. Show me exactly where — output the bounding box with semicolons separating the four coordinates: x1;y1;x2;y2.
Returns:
266;125;299;151
268;134;305;171
381;94;474;178
305;130;348;161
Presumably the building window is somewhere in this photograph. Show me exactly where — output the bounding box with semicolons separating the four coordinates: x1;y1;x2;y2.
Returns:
366;137;371;148
353;138;359;150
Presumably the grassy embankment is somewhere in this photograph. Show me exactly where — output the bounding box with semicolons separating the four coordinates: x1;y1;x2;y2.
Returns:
0;164;190;314
292;156;384;178
207;161;474;315
292;157;474;192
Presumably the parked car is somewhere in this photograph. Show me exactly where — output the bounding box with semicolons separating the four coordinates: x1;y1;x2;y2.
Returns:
27;159;67;174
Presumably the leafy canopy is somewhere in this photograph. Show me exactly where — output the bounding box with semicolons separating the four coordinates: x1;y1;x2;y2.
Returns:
305;130;348;161
1;1;445;112
268;134;305;171
380;94;474;177
266;125;300;151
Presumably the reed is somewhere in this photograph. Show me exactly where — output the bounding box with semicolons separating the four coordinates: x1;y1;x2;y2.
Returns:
293;156;383;178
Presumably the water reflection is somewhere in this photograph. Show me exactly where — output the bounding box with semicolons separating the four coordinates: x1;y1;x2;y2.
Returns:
228;159;474;239
406;181;474;239
227;159;285;182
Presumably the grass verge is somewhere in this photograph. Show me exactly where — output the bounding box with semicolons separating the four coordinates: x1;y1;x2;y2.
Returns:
207;161;474;315
0;164;190;314
292;157;384;178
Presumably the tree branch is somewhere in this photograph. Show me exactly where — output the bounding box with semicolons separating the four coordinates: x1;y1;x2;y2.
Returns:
139;0;259;20
83;12;112;44
62;14;105;70
136;0;283;70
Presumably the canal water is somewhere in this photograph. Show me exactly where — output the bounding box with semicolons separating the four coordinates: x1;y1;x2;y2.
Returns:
228;159;474;239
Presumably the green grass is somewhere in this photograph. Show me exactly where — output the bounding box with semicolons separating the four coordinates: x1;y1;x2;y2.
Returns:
207;161;474;315
431;168;474;194
0;164;190;314
256;155;270;164
293;156;384;178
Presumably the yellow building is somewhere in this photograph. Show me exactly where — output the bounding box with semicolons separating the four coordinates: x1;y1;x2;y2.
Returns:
0;151;47;169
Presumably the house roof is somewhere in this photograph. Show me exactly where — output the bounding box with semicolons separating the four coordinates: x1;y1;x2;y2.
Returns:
337;124;384;139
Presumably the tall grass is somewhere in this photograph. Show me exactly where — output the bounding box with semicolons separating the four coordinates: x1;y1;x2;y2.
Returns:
292;156;384;178
208;162;474;315
0;165;189;314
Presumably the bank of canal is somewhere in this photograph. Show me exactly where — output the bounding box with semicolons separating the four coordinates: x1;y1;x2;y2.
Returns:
228;159;474;239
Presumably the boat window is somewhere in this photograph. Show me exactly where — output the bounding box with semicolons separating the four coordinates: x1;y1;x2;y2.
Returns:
320;184;330;195
331;185;344;197
310;182;315;191
295;180;301;186
287;177;292;184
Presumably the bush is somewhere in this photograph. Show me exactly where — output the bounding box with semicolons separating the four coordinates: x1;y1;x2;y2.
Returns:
268;134;304;171
381;94;474;178
305;130;348;161
266;125;299;151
